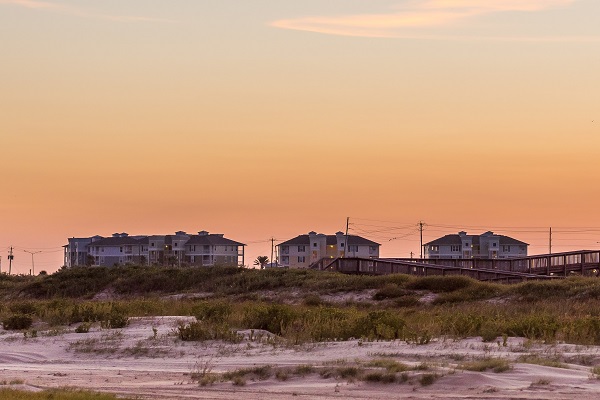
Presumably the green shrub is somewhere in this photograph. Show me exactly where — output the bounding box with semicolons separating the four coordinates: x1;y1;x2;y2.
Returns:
2;314;33;330
9;302;37;315
193;301;232;322
359;310;405;340
406;276;474;293
303;294;324;306
294;365;315;376
373;284;406;300
393;296;420;307
364;372;396;383
418;373;438;386
75;322;91;333
242;303;299;335
460;358;511;373
100;310;129;329
337;367;361;379
368;359;409;373
177;321;241;342
507;314;559;341
223;366;272;382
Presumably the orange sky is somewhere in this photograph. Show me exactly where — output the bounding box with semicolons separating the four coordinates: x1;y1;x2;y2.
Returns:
1;0;600;273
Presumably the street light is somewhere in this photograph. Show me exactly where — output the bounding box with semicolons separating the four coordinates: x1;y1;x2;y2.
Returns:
23;250;42;276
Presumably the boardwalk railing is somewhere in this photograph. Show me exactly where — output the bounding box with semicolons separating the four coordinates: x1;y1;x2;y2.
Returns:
384;250;600;277
311;250;600;282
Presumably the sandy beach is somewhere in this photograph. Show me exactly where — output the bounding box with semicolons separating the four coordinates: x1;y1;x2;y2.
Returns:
2;316;600;399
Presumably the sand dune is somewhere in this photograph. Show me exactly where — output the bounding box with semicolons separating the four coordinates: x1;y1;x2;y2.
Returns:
2;316;600;399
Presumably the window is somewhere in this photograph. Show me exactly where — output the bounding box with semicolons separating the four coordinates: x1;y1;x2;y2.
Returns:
340;243;345;248
151;242;155;247
281;256;289;264
348;245;358;252
451;245;461;252
502;245;511;252
281;246;289;255
369;246;377;254
174;243;178;247
313;243;317;247
298;245;306;252
492;243;497;247
430;245;439;251
298;256;305;263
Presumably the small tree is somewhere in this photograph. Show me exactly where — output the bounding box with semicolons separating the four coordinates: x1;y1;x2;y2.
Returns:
253;256;269;269
86;254;95;266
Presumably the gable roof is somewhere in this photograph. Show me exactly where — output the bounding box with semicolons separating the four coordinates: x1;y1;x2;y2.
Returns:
185;234;245;246
278;234;380;247
88;236;147;246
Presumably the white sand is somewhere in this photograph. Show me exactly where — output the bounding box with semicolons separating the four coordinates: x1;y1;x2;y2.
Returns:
2;316;600;399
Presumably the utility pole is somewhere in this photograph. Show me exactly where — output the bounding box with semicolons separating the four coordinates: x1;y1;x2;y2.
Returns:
344;217;350;257
23;250;42;276
419;221;424;259
549;227;552;255
271;237;275;269
8;247;14;275
410;251;414;259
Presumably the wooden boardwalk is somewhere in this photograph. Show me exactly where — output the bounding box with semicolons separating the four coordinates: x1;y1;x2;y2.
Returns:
311;250;600;282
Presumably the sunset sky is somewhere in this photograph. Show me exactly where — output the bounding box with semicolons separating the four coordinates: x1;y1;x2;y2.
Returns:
1;0;600;274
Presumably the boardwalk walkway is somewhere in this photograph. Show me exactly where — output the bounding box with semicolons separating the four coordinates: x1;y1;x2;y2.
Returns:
311;250;600;282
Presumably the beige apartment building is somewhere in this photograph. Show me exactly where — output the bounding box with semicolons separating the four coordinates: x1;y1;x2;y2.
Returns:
277;231;380;268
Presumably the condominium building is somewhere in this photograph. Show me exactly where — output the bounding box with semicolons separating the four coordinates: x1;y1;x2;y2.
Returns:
277;231;380;268
424;231;528;259
63;231;245;267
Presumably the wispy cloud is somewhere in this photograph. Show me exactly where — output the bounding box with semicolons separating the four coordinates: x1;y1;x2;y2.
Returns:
271;0;579;39
0;0;173;22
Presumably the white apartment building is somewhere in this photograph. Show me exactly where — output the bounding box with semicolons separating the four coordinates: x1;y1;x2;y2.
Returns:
64;230;245;267
424;231;528;259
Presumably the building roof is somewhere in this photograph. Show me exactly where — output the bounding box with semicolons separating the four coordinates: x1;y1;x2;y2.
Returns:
88;236;147;246
424;232;528;246
185;234;245;246
278;234;380;247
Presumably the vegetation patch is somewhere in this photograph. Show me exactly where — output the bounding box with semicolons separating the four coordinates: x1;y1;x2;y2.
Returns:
517;354;568;369
0;388;136;399
460;358;511;373
2;314;33;330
